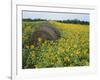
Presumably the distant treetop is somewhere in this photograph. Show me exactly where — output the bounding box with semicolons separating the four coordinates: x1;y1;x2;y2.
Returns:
22;18;89;25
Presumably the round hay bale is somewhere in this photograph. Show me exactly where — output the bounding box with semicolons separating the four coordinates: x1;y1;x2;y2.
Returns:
29;23;60;47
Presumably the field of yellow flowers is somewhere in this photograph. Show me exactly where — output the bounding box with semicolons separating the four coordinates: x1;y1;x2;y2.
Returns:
22;21;89;69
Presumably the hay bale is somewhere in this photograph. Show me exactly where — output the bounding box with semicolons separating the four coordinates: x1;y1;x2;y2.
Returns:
29;25;60;46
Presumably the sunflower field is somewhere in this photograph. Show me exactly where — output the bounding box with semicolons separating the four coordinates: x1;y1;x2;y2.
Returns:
22;21;89;69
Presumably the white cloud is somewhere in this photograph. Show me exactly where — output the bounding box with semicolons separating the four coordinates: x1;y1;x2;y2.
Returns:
23;11;89;21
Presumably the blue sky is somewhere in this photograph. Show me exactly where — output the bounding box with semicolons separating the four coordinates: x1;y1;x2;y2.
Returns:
22;11;89;22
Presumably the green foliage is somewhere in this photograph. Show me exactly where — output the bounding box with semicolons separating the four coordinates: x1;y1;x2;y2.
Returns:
22;18;47;22
22;21;89;69
57;19;89;25
23;18;89;25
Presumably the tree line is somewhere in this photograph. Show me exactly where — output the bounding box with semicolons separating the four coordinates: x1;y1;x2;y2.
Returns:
57;19;89;25
23;18;89;25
